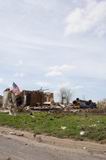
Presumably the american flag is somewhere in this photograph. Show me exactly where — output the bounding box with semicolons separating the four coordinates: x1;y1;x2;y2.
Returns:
12;82;20;95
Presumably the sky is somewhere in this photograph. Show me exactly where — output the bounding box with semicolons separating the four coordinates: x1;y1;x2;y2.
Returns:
0;0;106;101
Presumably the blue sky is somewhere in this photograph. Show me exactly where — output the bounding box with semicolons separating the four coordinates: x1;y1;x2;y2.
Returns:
0;0;106;101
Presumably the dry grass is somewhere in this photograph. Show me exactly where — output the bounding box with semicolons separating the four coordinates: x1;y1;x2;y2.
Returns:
97;99;106;112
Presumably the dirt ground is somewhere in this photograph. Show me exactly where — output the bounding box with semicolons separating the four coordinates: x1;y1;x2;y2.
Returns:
0;126;106;160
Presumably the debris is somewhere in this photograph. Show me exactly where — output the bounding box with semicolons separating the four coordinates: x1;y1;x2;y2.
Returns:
31;115;35;118
59;104;66;108
9;132;16;135
9;132;24;137
22;90;54;107
83;146;87;150
33;133;36;138
61;126;67;130
90;124;97;127
36;136;42;142
25;143;28;146
73;98;97;109
80;131;85;136
16;133;24;137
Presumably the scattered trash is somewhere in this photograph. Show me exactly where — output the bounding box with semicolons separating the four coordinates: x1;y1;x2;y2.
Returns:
59;104;66;108
36;136;42;142
83;146;87;150
31;115;35;118
25;143;28;146
16;133;24;137
9;132;24;137
80;131;85;136
90;124;97;127
33;133;36;138
61;126;67;130
9;132;16;135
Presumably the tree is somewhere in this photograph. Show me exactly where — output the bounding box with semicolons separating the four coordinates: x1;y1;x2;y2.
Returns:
59;87;73;105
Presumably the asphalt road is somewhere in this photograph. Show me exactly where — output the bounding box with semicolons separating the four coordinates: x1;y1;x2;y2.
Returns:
0;135;106;160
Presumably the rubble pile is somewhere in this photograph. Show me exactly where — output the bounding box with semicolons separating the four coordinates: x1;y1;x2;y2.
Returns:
1;82;99;113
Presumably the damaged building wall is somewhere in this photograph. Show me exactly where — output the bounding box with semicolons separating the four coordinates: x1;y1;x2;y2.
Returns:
22;90;54;107
44;92;54;105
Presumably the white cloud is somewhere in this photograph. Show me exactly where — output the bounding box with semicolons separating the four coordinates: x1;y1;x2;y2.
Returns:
58;82;83;91
0;0;105;100
14;73;24;78
46;70;62;77
58;81;71;89
15;60;23;66
36;81;50;87
72;85;84;90
46;64;76;77
65;0;106;36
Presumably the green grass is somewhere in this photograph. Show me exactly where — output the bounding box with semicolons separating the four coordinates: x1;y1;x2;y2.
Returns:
0;112;106;141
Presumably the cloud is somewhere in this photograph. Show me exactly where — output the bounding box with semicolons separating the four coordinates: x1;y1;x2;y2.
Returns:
65;0;106;36
58;81;71;89
15;60;23;66
14;73;24;78
72;85;84;90
46;64;76;77
58;82;83;90
0;0;105;100
36;81;50;87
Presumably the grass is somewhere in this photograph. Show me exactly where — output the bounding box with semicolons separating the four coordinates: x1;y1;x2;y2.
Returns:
0;112;106;142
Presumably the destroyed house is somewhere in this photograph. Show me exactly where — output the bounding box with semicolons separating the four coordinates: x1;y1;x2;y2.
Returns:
20;90;54;107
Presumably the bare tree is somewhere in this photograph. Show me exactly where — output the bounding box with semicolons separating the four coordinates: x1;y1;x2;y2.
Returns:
59;87;73;105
